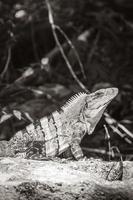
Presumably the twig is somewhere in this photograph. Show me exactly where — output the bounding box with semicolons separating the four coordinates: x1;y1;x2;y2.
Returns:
30;19;40;62
82;147;131;158
118;123;133;139
111;146;123;163
106;146;123;181
87;31;100;64
104;124;111;161
1;46;11;79
55;25;86;79
104;112;133;144
45;29;90;62
45;0;88;93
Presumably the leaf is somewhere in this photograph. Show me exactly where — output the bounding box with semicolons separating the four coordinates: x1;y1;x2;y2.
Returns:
0;113;12;123
24;112;33;123
22;68;34;78
13;110;22;120
15;10;26;19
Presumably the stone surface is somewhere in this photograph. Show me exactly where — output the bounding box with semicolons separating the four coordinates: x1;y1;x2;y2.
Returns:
0;157;133;200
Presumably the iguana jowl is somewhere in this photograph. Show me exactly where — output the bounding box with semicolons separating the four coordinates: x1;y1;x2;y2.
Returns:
0;87;118;160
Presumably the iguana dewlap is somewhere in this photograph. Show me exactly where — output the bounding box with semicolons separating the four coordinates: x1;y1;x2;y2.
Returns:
0;87;118;160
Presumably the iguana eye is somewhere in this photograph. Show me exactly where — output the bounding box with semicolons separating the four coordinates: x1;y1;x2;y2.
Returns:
96;91;103;96
96;92;101;96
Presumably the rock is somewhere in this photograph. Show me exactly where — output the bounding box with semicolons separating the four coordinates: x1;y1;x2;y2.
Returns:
0;157;133;200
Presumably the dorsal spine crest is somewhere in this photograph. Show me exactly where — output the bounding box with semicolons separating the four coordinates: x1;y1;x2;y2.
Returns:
61;92;87;110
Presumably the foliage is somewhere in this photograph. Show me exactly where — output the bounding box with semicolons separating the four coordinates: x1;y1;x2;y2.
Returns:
0;0;133;159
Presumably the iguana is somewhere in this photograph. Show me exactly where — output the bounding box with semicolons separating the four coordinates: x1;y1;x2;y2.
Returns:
0;87;118;160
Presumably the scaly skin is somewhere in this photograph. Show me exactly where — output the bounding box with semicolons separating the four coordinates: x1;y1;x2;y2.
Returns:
0;87;118;160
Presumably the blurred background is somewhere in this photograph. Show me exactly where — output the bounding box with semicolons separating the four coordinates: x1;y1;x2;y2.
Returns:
0;0;133;160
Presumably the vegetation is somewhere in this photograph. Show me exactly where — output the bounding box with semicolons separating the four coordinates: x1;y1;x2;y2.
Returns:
0;0;133;160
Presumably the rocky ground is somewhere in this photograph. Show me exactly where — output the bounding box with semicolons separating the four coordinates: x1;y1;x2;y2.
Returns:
0;157;133;200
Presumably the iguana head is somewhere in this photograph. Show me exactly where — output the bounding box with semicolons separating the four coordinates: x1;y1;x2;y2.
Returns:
62;87;118;134
82;87;118;134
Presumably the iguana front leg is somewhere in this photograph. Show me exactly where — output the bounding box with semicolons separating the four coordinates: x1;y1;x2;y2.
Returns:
70;141;84;160
70;120;89;160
